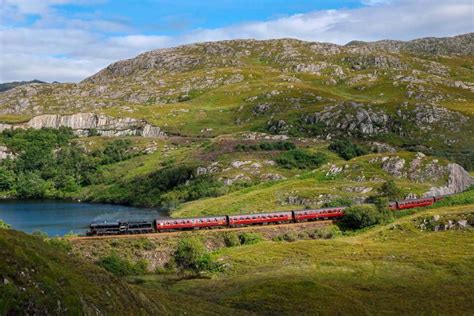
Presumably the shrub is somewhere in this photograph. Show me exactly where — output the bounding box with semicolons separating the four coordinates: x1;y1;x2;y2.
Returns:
88;128;99;137
223;232;241;247
328;139;368;160
239;232;264;245
338;205;389;230
174;236;220;272
0;219;10;229
97;253;147;276
273;232;298;242
276;149;326;169
311;225;341;239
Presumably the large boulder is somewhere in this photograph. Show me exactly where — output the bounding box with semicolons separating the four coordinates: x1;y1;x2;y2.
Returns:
424;163;474;196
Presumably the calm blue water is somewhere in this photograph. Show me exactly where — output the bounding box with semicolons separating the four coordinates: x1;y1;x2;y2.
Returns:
0;200;168;236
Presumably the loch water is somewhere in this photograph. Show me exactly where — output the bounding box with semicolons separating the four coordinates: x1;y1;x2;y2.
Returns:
0;200;168;236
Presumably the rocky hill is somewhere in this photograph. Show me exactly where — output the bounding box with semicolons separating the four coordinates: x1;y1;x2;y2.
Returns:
0;33;472;211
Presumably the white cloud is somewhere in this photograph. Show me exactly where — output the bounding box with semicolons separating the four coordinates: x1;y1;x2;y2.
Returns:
0;0;472;82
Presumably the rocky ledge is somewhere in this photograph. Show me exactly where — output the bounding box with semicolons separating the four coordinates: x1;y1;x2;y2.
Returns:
424;163;474;197
0;112;165;137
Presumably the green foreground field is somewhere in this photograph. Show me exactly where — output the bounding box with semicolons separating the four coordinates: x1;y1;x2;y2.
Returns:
134;204;474;315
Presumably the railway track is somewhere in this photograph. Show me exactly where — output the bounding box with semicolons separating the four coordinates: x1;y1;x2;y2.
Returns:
69;220;334;241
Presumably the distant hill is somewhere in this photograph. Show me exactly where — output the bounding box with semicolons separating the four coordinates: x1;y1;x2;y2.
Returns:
0;80;46;92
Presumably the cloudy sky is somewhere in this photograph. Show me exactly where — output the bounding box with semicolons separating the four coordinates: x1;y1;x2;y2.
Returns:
0;0;472;83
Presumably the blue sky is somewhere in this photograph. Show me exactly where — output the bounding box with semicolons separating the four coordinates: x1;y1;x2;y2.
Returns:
7;1;365;34
0;0;472;82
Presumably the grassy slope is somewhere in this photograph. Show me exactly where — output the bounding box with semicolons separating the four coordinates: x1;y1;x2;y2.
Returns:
0;229;167;314
161;204;474;314
0;228;244;315
172;151;442;217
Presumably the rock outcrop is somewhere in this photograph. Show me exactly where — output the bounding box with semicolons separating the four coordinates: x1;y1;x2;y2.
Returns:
424;163;474;196
303;102;391;136
0;113;165;138
303;102;469;141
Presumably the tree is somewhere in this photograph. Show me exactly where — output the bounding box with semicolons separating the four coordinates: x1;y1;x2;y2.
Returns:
14;172;53;199
0;167;15;191
377;180;402;200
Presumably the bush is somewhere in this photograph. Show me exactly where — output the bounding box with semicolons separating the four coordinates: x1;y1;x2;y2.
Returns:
0;219;10;229
223;232;241;247
275;149;326;169
377;180;402;200
239;232;264;245
338;205;390;230
328;139;368;160
97;253;147;276
175;236;220;272
311;225;341;239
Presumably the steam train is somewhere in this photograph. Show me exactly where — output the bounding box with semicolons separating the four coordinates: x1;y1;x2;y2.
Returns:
87;196;443;236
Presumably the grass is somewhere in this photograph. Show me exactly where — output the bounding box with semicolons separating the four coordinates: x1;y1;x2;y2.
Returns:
0;229;166;314
160;204;474;314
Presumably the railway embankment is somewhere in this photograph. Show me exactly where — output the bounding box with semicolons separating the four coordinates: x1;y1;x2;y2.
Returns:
70;220;334;271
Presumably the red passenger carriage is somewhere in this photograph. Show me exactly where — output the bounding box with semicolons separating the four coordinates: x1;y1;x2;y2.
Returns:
293;207;346;221
228;211;293;227
155;216;227;231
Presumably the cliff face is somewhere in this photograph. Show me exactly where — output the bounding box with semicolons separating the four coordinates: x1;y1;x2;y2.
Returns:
0;113;165;137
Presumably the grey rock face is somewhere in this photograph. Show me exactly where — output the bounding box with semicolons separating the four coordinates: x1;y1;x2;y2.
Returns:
0;113;165;138
303;102;469;140
382;156;406;178
304;102;391;136
424;163;474;196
